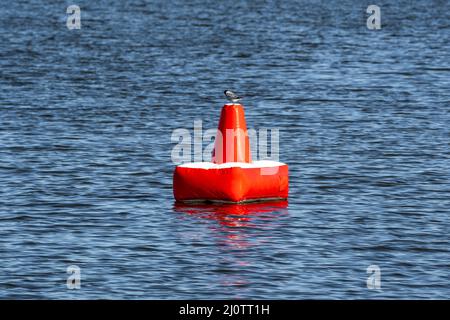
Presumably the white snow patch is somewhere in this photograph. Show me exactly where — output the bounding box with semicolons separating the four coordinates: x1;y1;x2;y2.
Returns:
178;160;286;169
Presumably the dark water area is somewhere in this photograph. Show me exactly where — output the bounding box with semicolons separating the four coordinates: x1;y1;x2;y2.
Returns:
0;0;449;299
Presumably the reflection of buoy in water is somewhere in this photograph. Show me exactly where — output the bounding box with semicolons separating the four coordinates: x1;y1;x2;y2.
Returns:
174;200;288;216
174;200;288;228
173;103;289;203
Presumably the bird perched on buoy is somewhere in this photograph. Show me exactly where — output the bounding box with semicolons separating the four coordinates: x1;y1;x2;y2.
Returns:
224;90;241;103
173;96;289;203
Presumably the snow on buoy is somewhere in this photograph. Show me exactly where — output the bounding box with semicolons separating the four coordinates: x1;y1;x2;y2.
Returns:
173;103;289;203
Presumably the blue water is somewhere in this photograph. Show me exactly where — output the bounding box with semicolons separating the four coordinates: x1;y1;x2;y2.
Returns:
1;0;449;299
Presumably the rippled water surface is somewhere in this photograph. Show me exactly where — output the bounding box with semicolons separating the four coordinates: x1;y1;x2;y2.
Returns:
1;0;449;299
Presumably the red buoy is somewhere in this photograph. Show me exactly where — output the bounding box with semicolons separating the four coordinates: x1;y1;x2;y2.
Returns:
173;103;289;203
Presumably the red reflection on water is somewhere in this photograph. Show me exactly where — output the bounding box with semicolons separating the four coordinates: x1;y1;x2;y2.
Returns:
174;201;289;291
173;200;288;228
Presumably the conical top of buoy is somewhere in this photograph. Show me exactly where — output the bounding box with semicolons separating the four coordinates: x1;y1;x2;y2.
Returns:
212;103;252;164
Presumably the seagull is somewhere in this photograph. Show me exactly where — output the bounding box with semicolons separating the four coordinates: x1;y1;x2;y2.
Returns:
224;90;242;103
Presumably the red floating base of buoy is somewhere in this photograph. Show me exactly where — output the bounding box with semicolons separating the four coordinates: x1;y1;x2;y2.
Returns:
173;161;288;203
